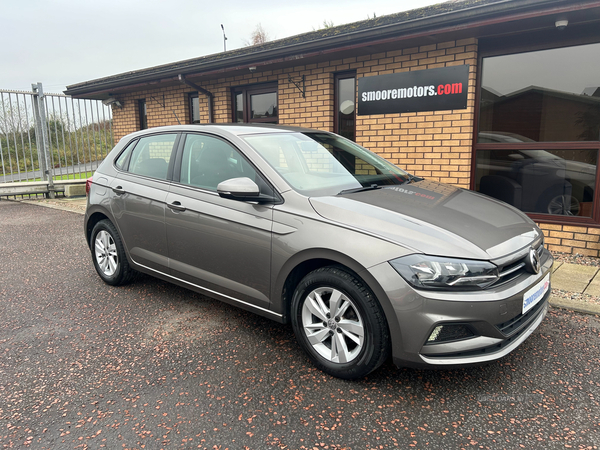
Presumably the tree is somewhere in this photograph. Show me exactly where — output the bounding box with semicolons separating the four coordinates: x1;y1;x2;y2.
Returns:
246;23;270;46
576;105;600;141
0;98;30;136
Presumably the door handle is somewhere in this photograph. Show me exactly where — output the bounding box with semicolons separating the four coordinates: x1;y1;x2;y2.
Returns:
112;186;125;195
168;201;186;212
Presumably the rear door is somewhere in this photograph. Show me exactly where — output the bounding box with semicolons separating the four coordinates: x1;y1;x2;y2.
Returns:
110;132;179;273
165;133;274;309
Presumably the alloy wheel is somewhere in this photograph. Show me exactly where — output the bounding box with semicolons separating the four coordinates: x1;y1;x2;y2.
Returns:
94;230;118;277
301;287;365;363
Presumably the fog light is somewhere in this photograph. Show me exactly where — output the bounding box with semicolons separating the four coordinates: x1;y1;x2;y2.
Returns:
426;324;475;344
428;326;443;342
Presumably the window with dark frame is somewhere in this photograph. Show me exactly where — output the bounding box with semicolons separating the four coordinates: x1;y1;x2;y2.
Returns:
475;41;600;223
189;93;200;124
232;83;278;124
335;72;356;141
138;99;147;130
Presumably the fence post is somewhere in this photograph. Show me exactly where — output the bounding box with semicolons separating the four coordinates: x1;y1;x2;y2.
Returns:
31;83;55;198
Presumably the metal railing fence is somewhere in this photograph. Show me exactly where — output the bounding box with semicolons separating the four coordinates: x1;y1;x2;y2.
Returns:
0;83;113;187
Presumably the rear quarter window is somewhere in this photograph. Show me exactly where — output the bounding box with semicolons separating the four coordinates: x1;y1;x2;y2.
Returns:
114;140;136;170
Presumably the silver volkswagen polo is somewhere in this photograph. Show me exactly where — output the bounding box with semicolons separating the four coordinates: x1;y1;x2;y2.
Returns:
85;124;552;379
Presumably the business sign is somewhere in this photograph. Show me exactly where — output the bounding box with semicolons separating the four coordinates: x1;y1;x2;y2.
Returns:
357;65;469;115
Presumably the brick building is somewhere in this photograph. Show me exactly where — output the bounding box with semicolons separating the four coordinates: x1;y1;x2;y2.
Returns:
66;0;600;256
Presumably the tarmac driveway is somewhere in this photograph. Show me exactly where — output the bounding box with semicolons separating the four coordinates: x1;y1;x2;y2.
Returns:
1;201;599;449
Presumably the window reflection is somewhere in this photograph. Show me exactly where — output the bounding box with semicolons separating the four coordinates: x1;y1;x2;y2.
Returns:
251;92;277;119
336;75;356;141
476;145;597;217
479;43;600;142
138;99;147;130
235;93;244;123
233;84;278;123
189;94;200;124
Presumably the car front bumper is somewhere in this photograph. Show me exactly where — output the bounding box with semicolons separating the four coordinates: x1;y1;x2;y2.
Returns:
368;250;553;369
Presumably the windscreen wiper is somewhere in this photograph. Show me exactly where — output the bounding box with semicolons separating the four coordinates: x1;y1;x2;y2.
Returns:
338;184;381;195
402;174;424;185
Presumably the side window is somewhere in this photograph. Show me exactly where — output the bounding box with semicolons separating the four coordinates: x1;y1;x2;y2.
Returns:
179;134;261;192
114;140;136;170
128;133;178;180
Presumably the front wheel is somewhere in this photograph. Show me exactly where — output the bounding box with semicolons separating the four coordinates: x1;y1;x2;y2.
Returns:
291;267;390;379
90;219;136;286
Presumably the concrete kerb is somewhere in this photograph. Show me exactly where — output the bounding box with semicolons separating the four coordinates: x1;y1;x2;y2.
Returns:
17;197;87;215
11;197;600;317
549;296;600;316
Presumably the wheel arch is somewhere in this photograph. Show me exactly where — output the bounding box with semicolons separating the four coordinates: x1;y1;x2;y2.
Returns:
85;206;118;248
276;249;403;362
276;249;393;327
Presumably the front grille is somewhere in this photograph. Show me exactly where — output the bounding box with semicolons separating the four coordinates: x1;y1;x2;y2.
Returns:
490;243;544;289
495;294;547;337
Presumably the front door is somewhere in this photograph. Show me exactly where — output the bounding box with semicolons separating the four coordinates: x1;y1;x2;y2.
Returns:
165;133;273;309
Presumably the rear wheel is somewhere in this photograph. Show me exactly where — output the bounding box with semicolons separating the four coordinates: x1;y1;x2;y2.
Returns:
91;219;136;286
291;267;390;379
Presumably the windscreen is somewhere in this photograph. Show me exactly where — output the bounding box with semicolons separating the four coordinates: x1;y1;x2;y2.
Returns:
242;132;410;196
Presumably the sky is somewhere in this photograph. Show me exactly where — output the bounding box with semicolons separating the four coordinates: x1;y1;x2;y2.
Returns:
1;0;442;95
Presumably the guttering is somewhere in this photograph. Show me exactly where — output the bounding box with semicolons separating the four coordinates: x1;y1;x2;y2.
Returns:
178;74;214;123
65;0;600;97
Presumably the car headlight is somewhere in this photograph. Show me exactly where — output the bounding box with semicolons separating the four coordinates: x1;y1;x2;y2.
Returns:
390;254;499;290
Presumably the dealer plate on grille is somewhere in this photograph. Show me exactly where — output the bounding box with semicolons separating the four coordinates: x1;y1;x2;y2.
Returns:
523;273;550;314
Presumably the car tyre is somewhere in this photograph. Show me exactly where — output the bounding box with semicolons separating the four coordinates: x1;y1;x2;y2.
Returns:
91;219;136;286
291;266;390;379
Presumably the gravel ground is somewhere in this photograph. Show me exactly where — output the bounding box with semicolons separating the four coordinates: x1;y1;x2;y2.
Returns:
2;201;600;449
553;252;600;267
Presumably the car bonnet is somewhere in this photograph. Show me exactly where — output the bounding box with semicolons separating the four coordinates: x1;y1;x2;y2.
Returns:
309;180;540;260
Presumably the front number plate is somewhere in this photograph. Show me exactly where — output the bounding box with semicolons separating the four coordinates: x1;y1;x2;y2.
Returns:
523;274;550;314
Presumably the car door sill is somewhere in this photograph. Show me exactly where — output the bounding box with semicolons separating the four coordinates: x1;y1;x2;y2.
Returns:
132;260;283;322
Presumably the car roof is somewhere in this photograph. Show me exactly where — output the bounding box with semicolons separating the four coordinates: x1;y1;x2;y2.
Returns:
122;123;327;141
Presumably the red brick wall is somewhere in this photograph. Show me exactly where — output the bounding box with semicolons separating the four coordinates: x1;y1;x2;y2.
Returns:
111;85;191;143
538;223;600;257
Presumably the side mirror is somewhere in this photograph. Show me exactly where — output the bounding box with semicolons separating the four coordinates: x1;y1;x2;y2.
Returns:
217;177;278;204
